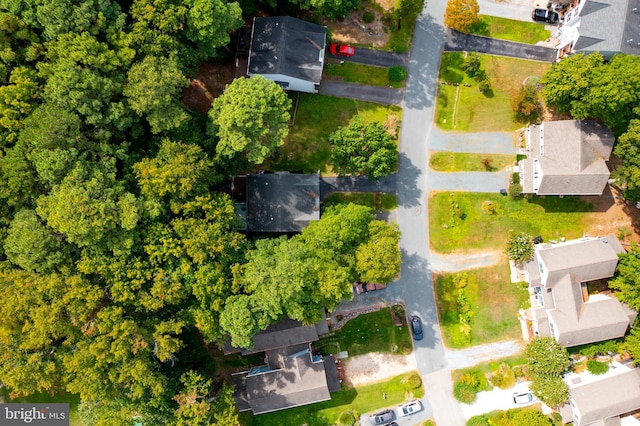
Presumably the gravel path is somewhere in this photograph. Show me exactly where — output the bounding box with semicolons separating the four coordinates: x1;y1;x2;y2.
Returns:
429;250;503;272
445;340;524;369
344;352;418;386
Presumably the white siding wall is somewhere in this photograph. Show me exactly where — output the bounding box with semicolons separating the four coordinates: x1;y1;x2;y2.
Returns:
251;73;316;93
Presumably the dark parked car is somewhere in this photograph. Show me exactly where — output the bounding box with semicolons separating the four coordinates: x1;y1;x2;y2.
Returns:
531;8;559;24
410;316;423;341
329;44;355;57
369;409;395;425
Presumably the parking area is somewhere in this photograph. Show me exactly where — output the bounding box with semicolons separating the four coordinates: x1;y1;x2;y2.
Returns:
460;382;537;419
361;400;433;425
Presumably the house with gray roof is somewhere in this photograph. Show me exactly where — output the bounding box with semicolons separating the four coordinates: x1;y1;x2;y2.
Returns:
519;235;637;347
554;0;640;60
248;16;326;93
518;120;614;196
232;172;320;233
229;318;340;415
559;361;640;425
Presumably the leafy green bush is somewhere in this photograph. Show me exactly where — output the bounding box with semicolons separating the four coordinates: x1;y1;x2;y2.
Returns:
478;79;492;95
490;363;516;389
481;200;496;215
512;172;520;184
586;360;609;375
572;339;621;357
454;381;477;403
466;416;490;426
512;364;529;380
363;11;375;23
508;183;523;199
462;53;481;77
405;373;423;389
338;410;356;426
389;66;408;82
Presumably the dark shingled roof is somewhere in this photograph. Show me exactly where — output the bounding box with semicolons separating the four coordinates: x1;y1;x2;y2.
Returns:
245;172;320;233
224;318;319;355
248;16;326;84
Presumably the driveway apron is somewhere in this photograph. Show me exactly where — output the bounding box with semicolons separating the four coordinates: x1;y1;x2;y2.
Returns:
319;81;405;106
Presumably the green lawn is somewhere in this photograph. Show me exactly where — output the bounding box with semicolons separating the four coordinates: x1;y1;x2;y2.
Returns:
324;61;405;88
315;306;412;357
470;15;551;44
435;53;551;132
434;261;529;348
429;152;515;172
1;388;81;426
324;192;397;211
240;372;424;426
429;192;595;253
453;353;527;386
267;94;401;173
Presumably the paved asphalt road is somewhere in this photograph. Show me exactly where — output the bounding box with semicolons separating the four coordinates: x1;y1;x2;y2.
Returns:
444;30;556;62
319;81;405;106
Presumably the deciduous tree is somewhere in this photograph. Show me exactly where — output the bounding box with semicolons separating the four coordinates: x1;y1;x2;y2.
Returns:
613;119;640;202
355;220;401;284
609;246;640;310
444;0;479;33
209;76;292;164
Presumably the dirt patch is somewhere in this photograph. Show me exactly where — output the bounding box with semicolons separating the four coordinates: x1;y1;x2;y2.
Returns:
324;0;393;48
344;352;417;386
182;61;235;114
581;184;640;246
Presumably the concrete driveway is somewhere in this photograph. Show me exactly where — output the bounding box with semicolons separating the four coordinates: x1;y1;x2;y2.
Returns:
319;81;405;106
460;382;536;419
477;0;537;21
444;30;556;62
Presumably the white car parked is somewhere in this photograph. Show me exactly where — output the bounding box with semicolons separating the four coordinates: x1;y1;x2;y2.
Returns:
513;391;536;404
396;400;422;417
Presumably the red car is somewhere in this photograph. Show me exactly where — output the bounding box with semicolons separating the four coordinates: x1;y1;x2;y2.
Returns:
329;44;355;57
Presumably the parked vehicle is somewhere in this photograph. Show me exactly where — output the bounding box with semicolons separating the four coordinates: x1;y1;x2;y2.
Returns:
369;409;395;425
329;44;355;57
354;282;387;294
513;390;536;404
531;8;559;24
410;316;423;341
396;400;423;417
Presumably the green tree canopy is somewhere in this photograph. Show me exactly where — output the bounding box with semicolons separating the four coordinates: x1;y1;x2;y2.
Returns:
355;220;401;284
209;76;292;164
329;115;397;181
612;119;640;202
609;246;640;311
444;0;479;33
525;337;570;407
506;232;534;265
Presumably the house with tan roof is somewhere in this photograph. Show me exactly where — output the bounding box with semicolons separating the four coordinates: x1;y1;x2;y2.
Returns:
559;361;640;425
518;120;614;196
519;235;637;347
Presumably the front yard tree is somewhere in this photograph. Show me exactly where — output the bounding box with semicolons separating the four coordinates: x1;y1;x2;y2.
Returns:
209;76;292;164
612;119;640;203
444;0;479;33
525;337;571;407
356;221;401;284
506;232;534;265
329;115;397;181
609;246;640;310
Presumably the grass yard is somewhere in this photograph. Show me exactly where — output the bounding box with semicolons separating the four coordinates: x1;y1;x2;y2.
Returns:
429;192;595;253
429;152;515;172
315;307;412;357
239;372;424;426
470;15;551;44
324;61;406;88
324;192;397;211
1;388;81;426
434;261;529;348
435;53;551;132
267;94;401;173
453;353;527;386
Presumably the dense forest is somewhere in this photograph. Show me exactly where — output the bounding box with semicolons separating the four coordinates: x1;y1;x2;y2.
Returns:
0;0;402;423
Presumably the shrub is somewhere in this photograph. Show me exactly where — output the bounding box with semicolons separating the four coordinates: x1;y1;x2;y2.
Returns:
466;416;490;426
389;66;408;82
478;79;491;95
511;172;520;184
454;381;477;403
338;410;356;426
399;341;413;355
459;372;480;389
512;364;529;380
586;360;609;375
508;183;522;199
363;11;375;23
512;85;542;123
405;373;423;389
506;232;534;264
462;53;481;77
481;200;496;215
574;339;621;357
490;363;516;389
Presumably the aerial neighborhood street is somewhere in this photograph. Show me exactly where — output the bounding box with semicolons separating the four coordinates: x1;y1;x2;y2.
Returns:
1;0;640;425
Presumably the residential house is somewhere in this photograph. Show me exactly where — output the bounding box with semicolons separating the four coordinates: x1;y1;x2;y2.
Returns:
247;16;326;93
519;120;614;196
554;0;640;60
519;235;637;347
232;172;320;233
559;361;640;425
228;318;341;415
